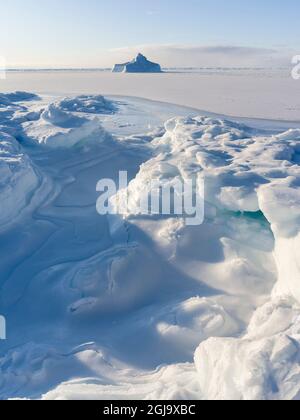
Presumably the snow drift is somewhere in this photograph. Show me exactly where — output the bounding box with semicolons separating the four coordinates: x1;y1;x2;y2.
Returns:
0;92;300;400
58;95;117;115
0;131;39;229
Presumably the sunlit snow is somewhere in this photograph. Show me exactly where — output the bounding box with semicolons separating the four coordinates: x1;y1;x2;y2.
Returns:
0;92;299;400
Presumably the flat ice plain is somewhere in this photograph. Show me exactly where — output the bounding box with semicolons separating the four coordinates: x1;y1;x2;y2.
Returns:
0;69;300;400
3;68;300;121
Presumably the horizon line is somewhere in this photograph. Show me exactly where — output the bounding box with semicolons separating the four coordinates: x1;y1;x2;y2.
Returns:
4;66;289;72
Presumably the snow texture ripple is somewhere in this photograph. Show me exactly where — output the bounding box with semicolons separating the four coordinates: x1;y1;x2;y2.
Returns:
0;92;299;400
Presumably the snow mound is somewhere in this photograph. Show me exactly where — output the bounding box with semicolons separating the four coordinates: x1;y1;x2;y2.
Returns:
23;102;111;148
58;95;117;114
154;297;239;355
195;297;300;400
0;91;39;106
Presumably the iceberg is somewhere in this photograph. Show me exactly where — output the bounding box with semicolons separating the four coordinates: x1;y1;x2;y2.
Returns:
112;53;162;73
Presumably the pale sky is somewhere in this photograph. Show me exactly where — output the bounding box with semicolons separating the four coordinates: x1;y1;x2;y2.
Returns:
0;0;299;68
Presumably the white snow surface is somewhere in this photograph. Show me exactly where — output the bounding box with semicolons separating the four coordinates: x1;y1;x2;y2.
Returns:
0;132;40;229
0;92;300;400
3;69;300;121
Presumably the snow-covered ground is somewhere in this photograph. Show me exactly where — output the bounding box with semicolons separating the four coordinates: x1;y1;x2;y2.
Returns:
0;86;300;400
2;68;300;121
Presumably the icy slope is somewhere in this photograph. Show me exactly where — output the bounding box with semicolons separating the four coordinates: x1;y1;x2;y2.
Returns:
259;179;300;302
0;93;299;400
0;132;40;229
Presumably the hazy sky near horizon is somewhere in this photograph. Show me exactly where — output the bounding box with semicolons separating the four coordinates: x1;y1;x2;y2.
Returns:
1;0;299;67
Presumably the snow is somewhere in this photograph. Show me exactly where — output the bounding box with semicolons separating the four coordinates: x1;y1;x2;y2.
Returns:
0;132;39;229
23;102;109;148
3;68;300;121
0;91;39;106
0;91;300;400
195;297;300;400
113;53;162;73
258;180;300;303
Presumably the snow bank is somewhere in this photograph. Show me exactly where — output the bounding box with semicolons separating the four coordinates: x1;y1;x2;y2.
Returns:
0;131;39;229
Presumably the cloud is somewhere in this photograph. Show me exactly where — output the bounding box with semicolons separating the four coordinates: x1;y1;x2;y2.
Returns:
108;44;294;68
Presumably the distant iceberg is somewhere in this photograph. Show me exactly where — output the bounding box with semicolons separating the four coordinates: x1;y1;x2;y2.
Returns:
112;53;162;73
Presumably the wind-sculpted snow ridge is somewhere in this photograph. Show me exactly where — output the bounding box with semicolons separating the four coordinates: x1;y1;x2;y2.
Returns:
0;131;40;230
0;94;300;400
